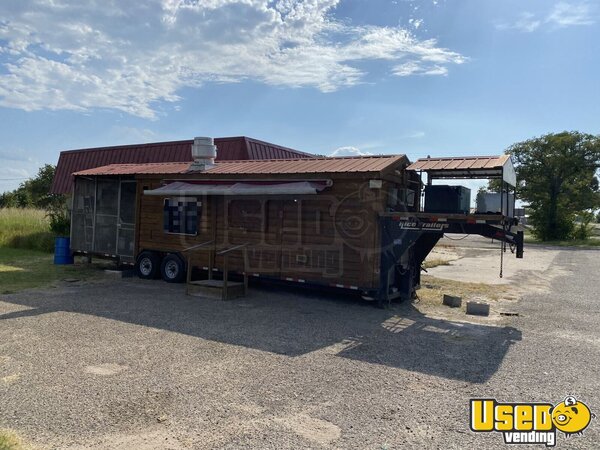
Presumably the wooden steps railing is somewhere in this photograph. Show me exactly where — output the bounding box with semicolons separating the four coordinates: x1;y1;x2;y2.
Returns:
184;241;249;300
217;244;249;300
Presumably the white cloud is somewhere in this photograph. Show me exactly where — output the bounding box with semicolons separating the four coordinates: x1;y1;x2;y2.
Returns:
0;167;30;178
329;146;373;157
496;12;542;33
109;126;157;144
403;131;426;139
497;2;595;33
0;164;32;193
0;148;43;192
0;149;36;162
0;0;465;119
409;18;423;30
547;1;595;27
393;61;449;77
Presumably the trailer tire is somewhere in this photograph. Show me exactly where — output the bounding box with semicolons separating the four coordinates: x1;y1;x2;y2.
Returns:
136;251;160;279
160;254;186;283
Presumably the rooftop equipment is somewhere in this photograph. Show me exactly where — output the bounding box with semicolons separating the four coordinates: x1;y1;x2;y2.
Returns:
189;136;217;171
424;185;471;214
477;192;514;217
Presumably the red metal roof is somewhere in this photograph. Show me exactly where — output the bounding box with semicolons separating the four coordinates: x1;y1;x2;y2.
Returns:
406;155;510;171
205;155;407;174
51;136;314;194
406;154;516;186
74;162;191;176
73;155;407;177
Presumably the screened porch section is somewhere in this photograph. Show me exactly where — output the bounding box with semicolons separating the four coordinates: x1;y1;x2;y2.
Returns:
70;177;137;260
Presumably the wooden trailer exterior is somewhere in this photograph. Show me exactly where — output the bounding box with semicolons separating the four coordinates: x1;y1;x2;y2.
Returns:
71;154;524;306
73;155;419;292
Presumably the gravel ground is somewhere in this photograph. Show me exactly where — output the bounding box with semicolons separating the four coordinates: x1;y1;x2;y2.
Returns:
1;247;599;449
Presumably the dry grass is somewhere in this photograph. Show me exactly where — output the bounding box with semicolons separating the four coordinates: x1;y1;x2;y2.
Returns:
0;430;25;450
422;258;452;269
417;275;513;308
0;208;54;252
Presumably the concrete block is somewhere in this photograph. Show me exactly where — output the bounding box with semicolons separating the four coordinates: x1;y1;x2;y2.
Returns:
104;269;136;278
443;294;462;308
466;301;490;316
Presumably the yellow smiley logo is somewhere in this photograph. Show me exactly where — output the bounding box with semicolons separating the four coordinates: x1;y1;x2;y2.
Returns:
551;396;594;435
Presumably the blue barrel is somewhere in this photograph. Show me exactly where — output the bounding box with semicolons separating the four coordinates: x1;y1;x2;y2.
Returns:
54;237;74;265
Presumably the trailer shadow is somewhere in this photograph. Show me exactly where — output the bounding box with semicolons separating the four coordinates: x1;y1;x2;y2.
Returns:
336;312;522;383
0;278;521;383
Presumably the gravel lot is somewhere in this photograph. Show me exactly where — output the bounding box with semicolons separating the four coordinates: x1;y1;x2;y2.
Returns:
1;246;599;449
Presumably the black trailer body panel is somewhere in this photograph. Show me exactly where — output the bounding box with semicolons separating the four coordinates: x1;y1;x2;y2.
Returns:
376;213;524;306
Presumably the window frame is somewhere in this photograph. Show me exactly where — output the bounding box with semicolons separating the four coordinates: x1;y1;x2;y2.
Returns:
163;197;201;236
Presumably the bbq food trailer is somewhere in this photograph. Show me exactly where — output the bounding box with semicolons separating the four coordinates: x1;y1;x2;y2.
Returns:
69;138;523;306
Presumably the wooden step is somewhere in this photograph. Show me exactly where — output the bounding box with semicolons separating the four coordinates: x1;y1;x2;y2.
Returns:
189;279;244;288
187;279;246;300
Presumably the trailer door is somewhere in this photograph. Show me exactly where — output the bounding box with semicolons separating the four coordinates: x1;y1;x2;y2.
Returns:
116;180;136;260
94;179;119;256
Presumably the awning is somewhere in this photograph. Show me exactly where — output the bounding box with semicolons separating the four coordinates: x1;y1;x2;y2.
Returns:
406;155;517;187
144;180;331;196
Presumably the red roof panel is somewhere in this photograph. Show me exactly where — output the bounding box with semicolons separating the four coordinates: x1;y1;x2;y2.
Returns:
73;155;407;177
406;155;509;172
51;136;314;194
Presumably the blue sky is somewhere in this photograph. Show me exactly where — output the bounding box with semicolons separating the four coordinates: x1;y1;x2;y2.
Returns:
1;0;599;193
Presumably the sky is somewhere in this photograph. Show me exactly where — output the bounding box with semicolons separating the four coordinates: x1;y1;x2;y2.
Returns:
0;0;599;193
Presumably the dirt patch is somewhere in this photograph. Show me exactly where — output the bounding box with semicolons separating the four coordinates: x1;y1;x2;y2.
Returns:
419;276;511;303
416;237;565;322
423;247;460;269
83;364;128;376
1;373;21;385
66;428;185;450
414;277;513;324
274;413;342;445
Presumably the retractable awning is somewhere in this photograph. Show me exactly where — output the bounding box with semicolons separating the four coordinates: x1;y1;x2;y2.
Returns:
406;155;516;187
144;180;331;196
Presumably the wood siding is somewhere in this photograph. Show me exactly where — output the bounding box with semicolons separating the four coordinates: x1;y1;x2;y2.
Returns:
136;174;414;290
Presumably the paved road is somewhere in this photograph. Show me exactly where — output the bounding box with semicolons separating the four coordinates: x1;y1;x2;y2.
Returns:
0;247;599;449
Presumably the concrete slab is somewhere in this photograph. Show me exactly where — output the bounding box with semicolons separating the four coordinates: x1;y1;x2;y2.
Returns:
426;242;560;285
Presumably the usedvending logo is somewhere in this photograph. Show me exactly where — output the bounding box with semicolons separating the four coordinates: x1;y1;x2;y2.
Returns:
470;396;595;447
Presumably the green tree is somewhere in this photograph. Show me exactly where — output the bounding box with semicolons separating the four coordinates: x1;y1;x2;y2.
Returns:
16;164;57;208
509;131;600;241
0;191;16;208
0;164;64;209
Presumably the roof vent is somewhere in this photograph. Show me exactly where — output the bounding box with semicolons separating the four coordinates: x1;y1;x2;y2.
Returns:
189;136;217;171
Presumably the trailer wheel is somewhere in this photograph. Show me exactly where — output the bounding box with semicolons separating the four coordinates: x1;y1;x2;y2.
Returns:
136;251;160;279
160;254;186;283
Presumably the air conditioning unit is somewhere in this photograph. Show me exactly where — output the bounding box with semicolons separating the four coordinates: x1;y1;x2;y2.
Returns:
424;185;471;214
476;192;515;217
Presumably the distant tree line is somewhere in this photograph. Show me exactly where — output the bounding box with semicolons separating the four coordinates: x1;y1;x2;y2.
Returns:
0;164;59;209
